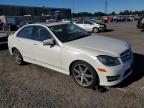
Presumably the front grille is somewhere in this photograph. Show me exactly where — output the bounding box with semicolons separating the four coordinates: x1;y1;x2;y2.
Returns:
120;49;132;63
0;37;8;42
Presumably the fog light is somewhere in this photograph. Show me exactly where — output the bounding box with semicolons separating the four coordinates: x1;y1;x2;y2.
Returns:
107;75;120;82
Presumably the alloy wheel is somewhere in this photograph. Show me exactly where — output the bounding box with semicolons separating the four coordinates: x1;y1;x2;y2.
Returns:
73;64;93;86
93;27;99;33
13;49;23;65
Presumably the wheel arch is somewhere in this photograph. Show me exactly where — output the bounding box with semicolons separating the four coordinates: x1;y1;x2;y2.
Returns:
93;27;99;32
69;59;98;77
69;59;100;86
11;47;22;56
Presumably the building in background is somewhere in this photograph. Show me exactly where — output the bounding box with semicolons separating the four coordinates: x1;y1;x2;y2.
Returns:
0;4;71;20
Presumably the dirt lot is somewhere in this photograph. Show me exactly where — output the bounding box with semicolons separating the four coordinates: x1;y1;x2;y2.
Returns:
0;21;144;108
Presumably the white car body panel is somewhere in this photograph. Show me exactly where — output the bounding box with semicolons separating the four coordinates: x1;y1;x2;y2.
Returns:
16;38;37;59
8;23;133;86
32;41;61;68
64;35;129;56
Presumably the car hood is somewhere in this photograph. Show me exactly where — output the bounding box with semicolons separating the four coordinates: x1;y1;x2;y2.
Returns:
63;34;129;57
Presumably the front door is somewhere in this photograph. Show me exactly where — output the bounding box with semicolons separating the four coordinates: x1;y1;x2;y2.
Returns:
83;20;93;31
31;26;61;68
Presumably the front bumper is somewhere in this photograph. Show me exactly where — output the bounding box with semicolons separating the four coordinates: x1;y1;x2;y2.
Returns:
97;59;133;86
99;27;107;31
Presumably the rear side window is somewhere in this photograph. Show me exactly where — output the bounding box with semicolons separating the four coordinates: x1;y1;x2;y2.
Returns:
33;26;52;41
17;26;33;39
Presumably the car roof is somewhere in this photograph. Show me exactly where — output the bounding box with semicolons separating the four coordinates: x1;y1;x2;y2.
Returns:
27;22;70;27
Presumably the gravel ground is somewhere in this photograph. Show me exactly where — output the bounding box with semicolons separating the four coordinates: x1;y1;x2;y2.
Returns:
0;21;144;108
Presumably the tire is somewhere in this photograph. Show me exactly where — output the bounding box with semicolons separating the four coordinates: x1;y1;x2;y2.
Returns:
12;48;24;65
93;27;99;33
71;61;99;88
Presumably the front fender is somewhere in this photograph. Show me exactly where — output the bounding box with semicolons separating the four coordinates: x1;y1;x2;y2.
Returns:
61;48;99;75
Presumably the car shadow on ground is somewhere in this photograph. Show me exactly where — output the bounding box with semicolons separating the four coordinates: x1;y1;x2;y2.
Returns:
141;29;144;32
104;29;115;32
113;53;144;88
0;44;8;51
89;29;114;34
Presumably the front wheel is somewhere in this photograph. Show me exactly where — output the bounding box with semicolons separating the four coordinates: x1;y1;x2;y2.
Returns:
93;27;99;33
12;48;24;65
71;61;99;88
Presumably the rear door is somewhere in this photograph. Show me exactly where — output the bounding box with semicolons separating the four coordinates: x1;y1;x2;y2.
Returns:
16;26;36;59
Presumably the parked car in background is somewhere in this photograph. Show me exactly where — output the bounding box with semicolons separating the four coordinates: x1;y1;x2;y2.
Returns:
19;21;33;28
0;15;57;31
133;16;139;21
0;16;19;31
46;19;56;23
8;22;133;88
0;20;4;30
114;16;135;22
60;19;71;23
2;23;19;31
100;16;113;23
0;32;8;44
137;16;144;29
74;19;106;33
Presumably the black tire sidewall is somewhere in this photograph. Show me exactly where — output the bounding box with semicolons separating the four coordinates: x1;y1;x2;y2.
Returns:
13;49;23;65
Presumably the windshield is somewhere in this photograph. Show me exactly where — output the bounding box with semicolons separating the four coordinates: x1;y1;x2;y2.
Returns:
48;24;90;42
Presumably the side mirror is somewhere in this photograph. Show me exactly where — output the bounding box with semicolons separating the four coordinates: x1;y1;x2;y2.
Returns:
43;39;55;46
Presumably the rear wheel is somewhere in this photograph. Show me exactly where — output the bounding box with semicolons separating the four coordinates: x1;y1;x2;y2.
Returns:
93;27;99;33
12;48;24;65
71;61;99;88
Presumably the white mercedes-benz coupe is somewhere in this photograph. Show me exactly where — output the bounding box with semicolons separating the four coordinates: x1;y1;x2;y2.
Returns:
8;22;133;88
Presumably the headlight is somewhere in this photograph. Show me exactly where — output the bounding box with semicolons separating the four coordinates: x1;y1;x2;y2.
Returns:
97;55;120;66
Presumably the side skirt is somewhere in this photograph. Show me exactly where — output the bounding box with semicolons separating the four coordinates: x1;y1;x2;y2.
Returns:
23;56;70;75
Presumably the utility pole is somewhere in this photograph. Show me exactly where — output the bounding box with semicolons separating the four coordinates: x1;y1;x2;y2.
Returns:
73;0;75;13
105;0;108;14
72;0;75;18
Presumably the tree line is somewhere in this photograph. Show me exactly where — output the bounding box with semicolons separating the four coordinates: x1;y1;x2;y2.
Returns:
72;10;144;17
